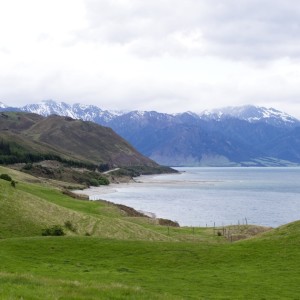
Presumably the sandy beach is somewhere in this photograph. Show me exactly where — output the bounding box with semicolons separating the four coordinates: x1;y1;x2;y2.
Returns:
72;176;162;218
72;174;159;200
72;172;220;201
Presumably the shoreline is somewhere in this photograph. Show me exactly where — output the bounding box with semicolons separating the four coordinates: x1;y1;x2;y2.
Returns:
72;175;223;200
72;173;180;221
72;180;139;200
71;168;300;228
71;172;224;225
72;173;173;199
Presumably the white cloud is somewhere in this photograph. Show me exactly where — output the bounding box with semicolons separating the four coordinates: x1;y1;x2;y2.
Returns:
0;0;299;118
82;0;300;60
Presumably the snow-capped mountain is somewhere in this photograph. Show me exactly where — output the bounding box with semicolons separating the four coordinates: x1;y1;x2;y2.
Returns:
1;100;300;166
200;105;299;128
19;100;122;124
1;100;298;128
0;102;7;109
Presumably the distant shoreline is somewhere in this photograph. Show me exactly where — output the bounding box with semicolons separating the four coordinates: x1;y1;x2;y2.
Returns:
73;167;300;228
72;171;219;200
72;174;163;200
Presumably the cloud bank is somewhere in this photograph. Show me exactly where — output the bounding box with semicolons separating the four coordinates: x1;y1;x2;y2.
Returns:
0;0;300;117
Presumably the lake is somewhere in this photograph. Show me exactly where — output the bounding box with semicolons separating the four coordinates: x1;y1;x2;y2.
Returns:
86;167;300;227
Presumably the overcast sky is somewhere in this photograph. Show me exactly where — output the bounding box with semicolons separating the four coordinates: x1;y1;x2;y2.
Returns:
0;0;300;117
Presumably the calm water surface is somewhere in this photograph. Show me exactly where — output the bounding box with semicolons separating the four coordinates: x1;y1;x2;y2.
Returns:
94;167;300;227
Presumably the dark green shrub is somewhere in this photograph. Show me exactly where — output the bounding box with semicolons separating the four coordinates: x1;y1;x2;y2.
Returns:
158;218;180;227
0;174;12;181
42;225;65;236
11;180;17;188
98;176;110;185
88;178;99;187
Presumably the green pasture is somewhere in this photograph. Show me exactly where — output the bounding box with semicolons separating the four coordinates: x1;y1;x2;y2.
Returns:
0;165;299;299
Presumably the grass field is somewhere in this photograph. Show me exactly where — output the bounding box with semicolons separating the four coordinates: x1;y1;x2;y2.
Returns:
0;166;299;299
0;229;299;299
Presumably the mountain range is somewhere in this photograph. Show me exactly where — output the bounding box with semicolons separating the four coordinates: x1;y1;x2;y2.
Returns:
1;100;300;166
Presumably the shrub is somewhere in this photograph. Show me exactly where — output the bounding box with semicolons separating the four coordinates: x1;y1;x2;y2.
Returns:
158;218;180;227
88;178;99;187
11;180;17;188
0;174;12;181
42;225;65;236
98;176;110;185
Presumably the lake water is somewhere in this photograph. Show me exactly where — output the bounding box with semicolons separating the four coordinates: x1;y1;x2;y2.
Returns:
89;167;300;228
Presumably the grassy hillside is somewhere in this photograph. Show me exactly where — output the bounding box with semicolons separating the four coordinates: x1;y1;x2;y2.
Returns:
0;166;299;299
0;224;299;299
0;167;176;241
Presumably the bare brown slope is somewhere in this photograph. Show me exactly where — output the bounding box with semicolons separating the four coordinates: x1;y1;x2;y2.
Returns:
0;112;43;131
0;112;158;167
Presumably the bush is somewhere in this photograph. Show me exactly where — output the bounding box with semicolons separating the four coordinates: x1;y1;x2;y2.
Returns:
98;176;110;185
86;176;109;186
0;174;12;181
88;178;99;187
42;225;65;236
11;180;17;188
158;218;180;227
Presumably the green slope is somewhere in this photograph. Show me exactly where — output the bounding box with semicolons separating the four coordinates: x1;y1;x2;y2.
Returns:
0;166;299;299
0;180;176;241
0;166;219;243
0;222;299;299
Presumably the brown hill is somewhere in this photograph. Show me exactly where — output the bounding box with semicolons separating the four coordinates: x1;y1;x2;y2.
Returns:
0;112;158;168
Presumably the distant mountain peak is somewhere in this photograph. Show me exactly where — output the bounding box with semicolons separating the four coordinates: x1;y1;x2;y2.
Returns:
0;101;7;108
199;105;299;127
174;111;199;117
17;99;126;124
1;100;299;128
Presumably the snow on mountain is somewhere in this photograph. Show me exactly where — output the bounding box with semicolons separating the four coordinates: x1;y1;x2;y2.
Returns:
120;110;175;122
0;102;7;109
199;105;299;127
2;100;299;129
21;100;75;118
19;100;123;124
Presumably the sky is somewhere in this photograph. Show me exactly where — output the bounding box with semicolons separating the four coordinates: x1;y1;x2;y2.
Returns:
0;0;300;117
